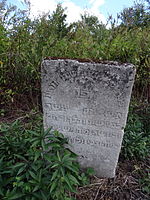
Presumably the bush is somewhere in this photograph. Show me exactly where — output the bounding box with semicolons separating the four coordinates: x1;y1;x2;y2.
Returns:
121;110;150;160
0;1;150;109
0;120;90;200
139;168;150;195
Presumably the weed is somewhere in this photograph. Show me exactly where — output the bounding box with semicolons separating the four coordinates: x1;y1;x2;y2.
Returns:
121;111;150;160
0;120;90;200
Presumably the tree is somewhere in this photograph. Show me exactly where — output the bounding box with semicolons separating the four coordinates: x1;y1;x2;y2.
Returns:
48;4;69;39
119;0;150;27
70;13;108;44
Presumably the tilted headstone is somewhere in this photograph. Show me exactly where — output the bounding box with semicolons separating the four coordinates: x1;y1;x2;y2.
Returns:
41;58;136;178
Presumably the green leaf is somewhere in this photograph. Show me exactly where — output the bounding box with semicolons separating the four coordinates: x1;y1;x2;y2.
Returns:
65;165;79;174
17;165;27;175
51;169;59;181
60;167;65;177
51;163;59;169
0;188;4;196
7;192;24;200
29;180;37;184
68;174;79;185
57;151;61;162
27;130;39;136
64;176;74;192
33;185;39;192
44;127;52;136
41;140;45;150
62;153;71;162
29;170;37;180
86;167;95;176
12;163;25;169
38;169;42;182
47;143;61;148
14;154;28;162
31;140;39;147
50;179;58;193
34;151;41;162
40;191;47;200
0;156;4;163
44;154;52;163
33;192;43;199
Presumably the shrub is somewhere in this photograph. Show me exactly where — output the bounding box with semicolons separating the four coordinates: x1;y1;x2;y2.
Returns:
0;1;150;109
0;120;90;200
139;168;150;195
121;110;150;160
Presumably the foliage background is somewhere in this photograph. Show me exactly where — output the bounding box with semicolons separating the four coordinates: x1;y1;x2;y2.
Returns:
0;0;150;111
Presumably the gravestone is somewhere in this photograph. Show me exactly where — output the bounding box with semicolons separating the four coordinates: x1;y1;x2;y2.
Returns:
41;58;136;178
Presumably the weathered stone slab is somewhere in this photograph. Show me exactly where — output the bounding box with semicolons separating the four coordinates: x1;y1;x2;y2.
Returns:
41;58;136;178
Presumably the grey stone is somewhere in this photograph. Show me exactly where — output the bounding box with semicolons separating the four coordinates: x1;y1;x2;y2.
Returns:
41;58;136;178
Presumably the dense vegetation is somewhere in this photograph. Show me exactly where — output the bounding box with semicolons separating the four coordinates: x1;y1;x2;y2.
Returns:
0;0;150;110
0;0;150;199
0;118;94;200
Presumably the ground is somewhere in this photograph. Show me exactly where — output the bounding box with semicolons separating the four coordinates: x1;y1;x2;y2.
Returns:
75;160;150;200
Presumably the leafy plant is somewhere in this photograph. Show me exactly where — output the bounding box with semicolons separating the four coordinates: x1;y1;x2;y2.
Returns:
0;120;90;200
139;168;150;195
0;0;150;110
121;110;150;160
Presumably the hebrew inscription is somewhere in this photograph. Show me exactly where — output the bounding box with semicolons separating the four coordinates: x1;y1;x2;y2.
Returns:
41;59;136;178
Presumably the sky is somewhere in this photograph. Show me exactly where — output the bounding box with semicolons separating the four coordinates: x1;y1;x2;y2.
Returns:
7;0;135;24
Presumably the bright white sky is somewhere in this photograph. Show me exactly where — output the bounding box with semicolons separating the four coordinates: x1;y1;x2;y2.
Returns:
8;0;135;24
